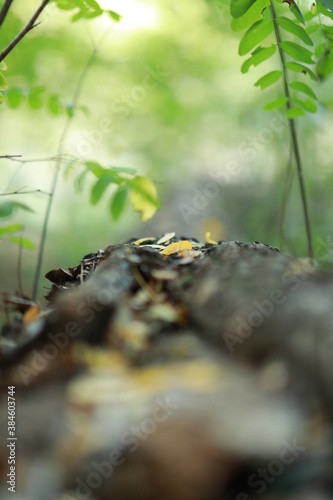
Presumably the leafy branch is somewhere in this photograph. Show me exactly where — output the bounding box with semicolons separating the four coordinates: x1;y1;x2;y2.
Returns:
67;161;161;222
228;0;333;258
31;30;109;300
270;0;313;259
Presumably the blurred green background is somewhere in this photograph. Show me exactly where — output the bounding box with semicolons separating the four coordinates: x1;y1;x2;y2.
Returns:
1;0;333;307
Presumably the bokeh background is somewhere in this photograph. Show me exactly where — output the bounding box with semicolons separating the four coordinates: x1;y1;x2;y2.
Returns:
1;0;333;307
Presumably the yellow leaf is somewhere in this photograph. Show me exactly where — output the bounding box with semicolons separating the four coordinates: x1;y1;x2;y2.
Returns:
134;237;156;245
161;240;192;256
129;177;160;221
205;232;218;245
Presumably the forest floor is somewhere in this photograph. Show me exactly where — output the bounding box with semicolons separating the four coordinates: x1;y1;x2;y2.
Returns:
0;234;333;500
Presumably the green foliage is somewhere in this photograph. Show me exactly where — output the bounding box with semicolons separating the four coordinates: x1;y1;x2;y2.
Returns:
0;201;33;218
285;62;317;80
0;202;35;249
279;41;314;64
230;0;257;19
231;0;270;31
241;45;276;73
229;0;333;258
0;0;121;107
276;17;313;46
0;223;23;237
254;70;281;89
238;20;274;55
8;235;35;250
263;96;288;110
229;0;333;117
69;162;160;222
52;0;121;22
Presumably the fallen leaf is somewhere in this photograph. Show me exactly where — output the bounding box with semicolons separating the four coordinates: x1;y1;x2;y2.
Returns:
161;240;192;256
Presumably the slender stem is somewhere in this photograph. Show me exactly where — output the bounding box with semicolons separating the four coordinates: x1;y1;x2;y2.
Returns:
32;32;110;300
0;154;22;159
0;0;14;29
271;0;313;259
17;232;24;295
0;188;50;196
0;0;50;63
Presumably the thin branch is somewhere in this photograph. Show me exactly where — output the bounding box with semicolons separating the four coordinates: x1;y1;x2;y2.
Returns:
17;233;24;296
0;154;22;159
9;154;75;163
0;188;51;196
0;0;14;29
32;29;111;301
271;0;313;259
0;0;50;63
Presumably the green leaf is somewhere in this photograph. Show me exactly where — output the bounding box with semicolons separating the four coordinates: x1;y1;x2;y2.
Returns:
129;177;160;221
290;81;317;100
280;41;314;64
0;71;8;91
0;203;14;217
0;202;33;218
285;62;317;80
110;166;137;175
110;186;128;221
74;169;89;192
90;173;120;205
276;17;313;46
0;61;7;70
286;106;305;119
85;161;106;178
231;0;270;31
72;10;85;22
107;10;122;22
239;20;274;55
290;3;305;24
28;87;45;109
230;0;256;18
6;88;24;108
315;42;326;58
0;92;4;105
264;97;289;110
9;235;35;250
48;95;62;115
317;4;333;19
254;70;282;89
85;0;101;9
317;53;333;80
306;24;320;35
55;0;76;11
0;224;23;237
294;96;317;113
241;45;276;73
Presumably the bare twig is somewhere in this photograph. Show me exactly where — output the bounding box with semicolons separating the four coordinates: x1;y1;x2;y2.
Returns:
8;154;76;163
0;188;51;196
0;0;14;29
0;155;22;159
0;0;50;63
17;233;24;296
32;29;111;300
